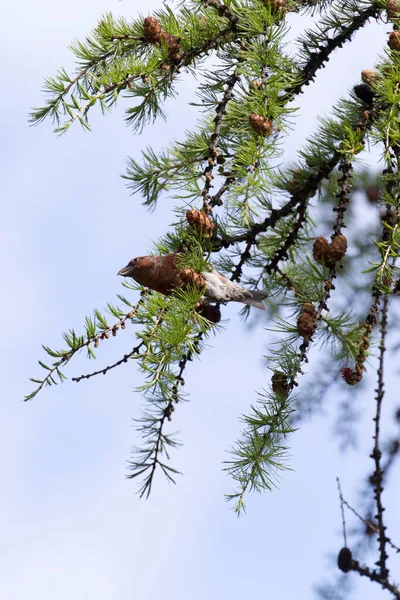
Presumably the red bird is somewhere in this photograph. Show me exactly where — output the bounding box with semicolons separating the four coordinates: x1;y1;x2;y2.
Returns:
118;254;268;310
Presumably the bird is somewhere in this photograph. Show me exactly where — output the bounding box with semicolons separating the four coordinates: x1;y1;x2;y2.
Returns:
118;254;268;310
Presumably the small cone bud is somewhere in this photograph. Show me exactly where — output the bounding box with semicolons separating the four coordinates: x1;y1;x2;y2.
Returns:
271;371;289;395
186;209;214;236
387;0;400;19
338;548;353;573
250;79;262;89
297;312;316;340
341;367;358;386
301;302;316;316
160;32;180;58
249;113;274;136
176;268;206;290
390;440;400;454
143;16;162;43
313;236;329;262
196;303;221;324
365;186;380;203
353;84;374;104
313;235;347;266
388;31;400;51
361;69;378;85
327;234;347;264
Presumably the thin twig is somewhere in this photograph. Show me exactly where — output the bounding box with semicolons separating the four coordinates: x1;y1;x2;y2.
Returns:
138;330;203;496
337;477;348;548
202;71;240;213
72;343;144;382
26;295;146;400
339;480;400;553
371;294;389;580
287;4;379;98
350;559;400;598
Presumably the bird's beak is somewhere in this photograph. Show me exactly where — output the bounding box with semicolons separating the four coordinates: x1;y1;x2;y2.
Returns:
117;265;130;277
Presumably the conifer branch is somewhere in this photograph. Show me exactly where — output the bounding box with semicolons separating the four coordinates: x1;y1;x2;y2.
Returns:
225;390;296;514
264;199;309;275
349;560;400;598
336;477;348;548
291;0;380;97
372;293;389;580
338;545;400;598
71;343;144;382
201;0;238;25
25;294;147;401
128;330;204;496
29;0;400;542
216;99;375;252
202;70;241;213
337;478;400;553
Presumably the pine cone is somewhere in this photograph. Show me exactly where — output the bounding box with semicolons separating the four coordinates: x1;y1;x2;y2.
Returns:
327;234;347;263
365;186;380;203
196;303;221;323
186;209;214;236
301;302;316;316
361;69;378;85
250;79;262;90
160;32;180;58
143;16;162;43
337;548;353;573
249;113;274;136
341;367;358;386
313;235;347;266
353;84;374;105
296;312;316;340
387;0;400;20
313;236;329;262
176;268;206;290
388;31;400;51
271;371;289;395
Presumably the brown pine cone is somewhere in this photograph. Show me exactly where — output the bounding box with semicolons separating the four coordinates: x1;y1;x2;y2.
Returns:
313;235;347;266
160;32;180;58
249;113;274;136
250;79;262;90
313;236;329;262
365;186;380;203
341;367;358;386
143;16;162;43
176;268;206;290
361;69;378;85
297;312;316;340
387;0;400;19
271;371;289;395
327;234;347;263
337;547;353;572
196;303;221;324
301;302;316;317
388;31;400;51
186;209;214;236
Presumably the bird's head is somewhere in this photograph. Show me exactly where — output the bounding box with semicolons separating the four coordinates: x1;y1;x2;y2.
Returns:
117;256;148;277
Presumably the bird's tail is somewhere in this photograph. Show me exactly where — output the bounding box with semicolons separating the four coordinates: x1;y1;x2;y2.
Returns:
240;290;268;310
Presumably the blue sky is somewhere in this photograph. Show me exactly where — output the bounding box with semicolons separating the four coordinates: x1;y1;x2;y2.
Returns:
1;1;399;598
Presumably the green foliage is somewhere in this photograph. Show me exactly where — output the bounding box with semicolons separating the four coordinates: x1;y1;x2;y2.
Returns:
225;390;296;514
28;0;400;517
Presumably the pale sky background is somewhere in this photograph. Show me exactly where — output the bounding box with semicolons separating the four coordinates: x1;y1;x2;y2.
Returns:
1;1;399;599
